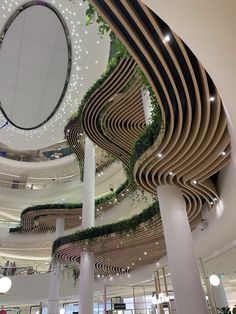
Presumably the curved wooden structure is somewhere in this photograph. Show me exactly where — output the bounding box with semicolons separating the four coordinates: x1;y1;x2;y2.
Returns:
53;1;231;276
65;119;114;179
17;207;82;233
54;213;165;276
81;57;145;166
89;0;231;223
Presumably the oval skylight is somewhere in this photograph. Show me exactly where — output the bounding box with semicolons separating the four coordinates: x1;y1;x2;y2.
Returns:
0;3;71;130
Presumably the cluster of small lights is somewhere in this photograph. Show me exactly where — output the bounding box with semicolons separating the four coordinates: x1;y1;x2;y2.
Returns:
210;197;218;206
0;0;106;147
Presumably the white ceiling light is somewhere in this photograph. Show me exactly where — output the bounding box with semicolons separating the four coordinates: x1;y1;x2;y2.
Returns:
0;276;12;293
210;96;215;102
60;308;66;314
209;274;220;287
163;34;171;42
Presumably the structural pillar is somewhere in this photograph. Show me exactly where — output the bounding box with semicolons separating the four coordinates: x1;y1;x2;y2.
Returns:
79;136;95;314
48;217;65;314
211;279;228;309
141;88;152;125
157;185;208;314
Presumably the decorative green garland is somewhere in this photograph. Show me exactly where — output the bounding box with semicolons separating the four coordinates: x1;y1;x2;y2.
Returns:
65;6;163;184
52;201;159;254
9;180;129;233
129;73;163;182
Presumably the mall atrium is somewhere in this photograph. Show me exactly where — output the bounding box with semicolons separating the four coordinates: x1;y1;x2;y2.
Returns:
0;0;235;314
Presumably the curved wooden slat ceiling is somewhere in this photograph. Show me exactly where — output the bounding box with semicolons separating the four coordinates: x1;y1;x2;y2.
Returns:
81;57;145;165
54;214;165;276
53;0;231;275
88;0;231;223
65;119;114;179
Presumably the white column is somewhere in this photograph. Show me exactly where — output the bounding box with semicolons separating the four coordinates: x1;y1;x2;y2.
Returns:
157;185;208;314
212;280;228;309
141;88;152;125
79;136;95;314
79;251;94;314
48;217;65;314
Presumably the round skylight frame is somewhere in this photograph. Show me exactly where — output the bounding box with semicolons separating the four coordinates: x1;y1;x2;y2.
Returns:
0;0;72;130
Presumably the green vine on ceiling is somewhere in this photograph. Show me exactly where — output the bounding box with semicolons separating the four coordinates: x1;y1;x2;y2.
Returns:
129;68;164;183
65;3;163;183
52;201;160;255
84;2;110;36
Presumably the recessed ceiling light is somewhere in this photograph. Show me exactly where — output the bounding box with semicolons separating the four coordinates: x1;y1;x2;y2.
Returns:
163;34;171;42
210;96;215;102
221;151;226;156
192;180;197;184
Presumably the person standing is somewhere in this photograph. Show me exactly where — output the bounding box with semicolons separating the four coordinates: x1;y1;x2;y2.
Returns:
3;261;9;276
11;262;16;276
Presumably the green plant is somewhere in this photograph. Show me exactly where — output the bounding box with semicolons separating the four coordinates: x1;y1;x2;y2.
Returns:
129;97;162;183
52;201;160;254
217;307;232;314
9;180;130;233
84;2;110;36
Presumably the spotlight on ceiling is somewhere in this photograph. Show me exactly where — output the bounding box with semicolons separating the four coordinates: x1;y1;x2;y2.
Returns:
210;96;215;102
163;34;171;42
209;274;220;287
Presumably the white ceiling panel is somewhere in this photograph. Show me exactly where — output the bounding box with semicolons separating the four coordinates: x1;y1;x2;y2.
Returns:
11;109;37;128
20;36;55;73
0;60;18;87
44;75;65;100
23;6;59;45
49;48;68;78
0;85;15;110
16;66;47;95
37;96;59;123
0;0;110;149
13;90;41;114
0;4;69;129
0;31;21;64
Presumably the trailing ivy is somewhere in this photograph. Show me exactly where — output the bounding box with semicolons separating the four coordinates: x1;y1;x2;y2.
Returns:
9;180;130;233
128;68;163;183
84;1;110;37
75;35;129;126
52;201;160;254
